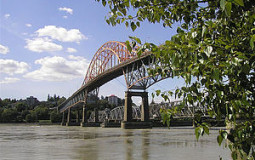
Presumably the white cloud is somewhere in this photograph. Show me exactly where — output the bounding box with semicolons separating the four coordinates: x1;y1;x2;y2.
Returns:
4;14;10;19
0;59;29;75
0;44;9;54
66;47;77;53
59;7;73;15
25;37;63;53
24;55;89;81
63;16;68;19
36;25;87;43
26;24;32;27
0;77;20;84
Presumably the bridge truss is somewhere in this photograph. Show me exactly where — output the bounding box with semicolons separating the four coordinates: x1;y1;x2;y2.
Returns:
87;101;208;122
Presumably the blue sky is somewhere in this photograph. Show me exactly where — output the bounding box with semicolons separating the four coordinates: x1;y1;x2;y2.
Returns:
0;0;184;104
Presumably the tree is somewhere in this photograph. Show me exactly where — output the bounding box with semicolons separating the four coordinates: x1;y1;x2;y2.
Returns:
97;0;255;159
57;97;66;105
1;108;18;122
15;102;28;112
34;106;49;120
50;110;62;123
25;113;36;123
0;107;3;122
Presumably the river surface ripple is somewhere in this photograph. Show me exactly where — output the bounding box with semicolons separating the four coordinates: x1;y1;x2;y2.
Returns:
0;124;231;160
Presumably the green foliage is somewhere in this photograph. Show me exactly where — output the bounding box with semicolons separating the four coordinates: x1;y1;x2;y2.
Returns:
0;95;66;123
34;106;49;120
1;108;18;122
98;0;255;158
25;113;36;123
0;107;3;121
195;123;210;140
160;105;183;128
15;102;28;112
50;110;62;123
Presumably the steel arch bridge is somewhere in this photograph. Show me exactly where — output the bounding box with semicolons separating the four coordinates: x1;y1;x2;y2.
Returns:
58;41;171;113
58;41;176;128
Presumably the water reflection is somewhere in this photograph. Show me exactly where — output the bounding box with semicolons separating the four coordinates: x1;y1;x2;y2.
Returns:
124;131;133;160
141;130;149;160
0;124;231;160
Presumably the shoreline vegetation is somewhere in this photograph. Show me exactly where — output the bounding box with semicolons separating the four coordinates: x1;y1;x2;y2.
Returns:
0;94;123;124
0;95;65;124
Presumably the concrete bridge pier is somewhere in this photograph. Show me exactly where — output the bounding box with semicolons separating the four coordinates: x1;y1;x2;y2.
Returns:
121;91;152;129
124;91;133;122
66;108;71;126
80;104;88;127
61;111;66;126
141;92;149;122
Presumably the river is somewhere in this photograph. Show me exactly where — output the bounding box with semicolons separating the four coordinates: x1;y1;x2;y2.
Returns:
0;124;231;160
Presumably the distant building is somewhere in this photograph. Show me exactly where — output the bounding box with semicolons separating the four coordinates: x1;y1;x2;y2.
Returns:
26;96;39;107
108;95;118;106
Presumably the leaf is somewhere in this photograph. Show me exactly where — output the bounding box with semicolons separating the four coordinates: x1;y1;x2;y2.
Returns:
222;131;228;139
131;22;137;31
131;41;136;48
220;0;226;10
125;41;132;53
205;46;213;57
250;35;255;49
136;21;140;27
231;151;238;160
102;0;106;6
234;0;244;6
225;2;232;17
117;12;122;16
129;36;141;44
213;68;220;83
177;27;184;34
202;26;207;37
195;127;202;140
155;90;161;96
203;124;210;135
121;9;127;16
217;134;223;146
125;21;129;28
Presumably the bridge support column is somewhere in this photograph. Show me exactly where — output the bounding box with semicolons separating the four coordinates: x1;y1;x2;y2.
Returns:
81;104;88;127
61;111;66;126
124;91;133;122
141;92;149;122
66;108;71;126
121;91;152;129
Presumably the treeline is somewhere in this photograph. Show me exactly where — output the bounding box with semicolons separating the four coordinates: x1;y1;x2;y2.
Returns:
0;95;66;123
0;95;125;123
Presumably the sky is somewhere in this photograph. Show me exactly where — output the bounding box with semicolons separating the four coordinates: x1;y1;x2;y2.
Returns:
0;0;184;104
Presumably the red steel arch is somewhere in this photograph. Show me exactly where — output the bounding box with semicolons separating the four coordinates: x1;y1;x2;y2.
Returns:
83;41;137;85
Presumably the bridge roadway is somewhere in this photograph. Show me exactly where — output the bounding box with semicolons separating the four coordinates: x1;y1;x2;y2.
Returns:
59;52;152;113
